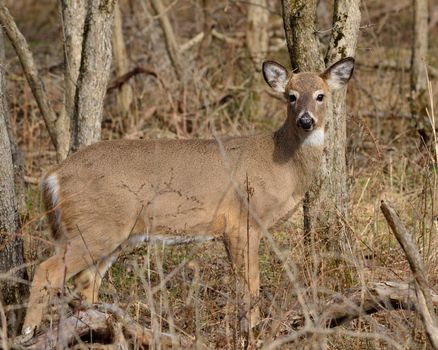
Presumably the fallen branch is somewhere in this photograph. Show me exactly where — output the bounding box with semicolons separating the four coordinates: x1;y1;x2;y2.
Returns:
285;281;438;331
15;304;182;350
381;200;438;349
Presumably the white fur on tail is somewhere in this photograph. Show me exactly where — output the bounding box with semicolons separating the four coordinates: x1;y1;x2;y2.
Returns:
44;174;59;208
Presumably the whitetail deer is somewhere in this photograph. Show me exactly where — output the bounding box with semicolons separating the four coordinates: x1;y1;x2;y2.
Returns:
22;57;354;338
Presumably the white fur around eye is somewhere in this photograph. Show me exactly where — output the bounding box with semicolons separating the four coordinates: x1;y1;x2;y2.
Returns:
288;90;299;103
313;90;324;103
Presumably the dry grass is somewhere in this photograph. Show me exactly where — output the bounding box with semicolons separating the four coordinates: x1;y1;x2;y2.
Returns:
4;0;438;348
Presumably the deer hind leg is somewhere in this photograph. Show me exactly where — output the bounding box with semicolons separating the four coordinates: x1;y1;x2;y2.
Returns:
74;247;121;304
225;225;261;335
21;240;98;337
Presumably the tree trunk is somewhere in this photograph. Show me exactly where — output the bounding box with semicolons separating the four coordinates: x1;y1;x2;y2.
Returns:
112;2;133;119
281;0;361;255
4;100;26;212
0;28;27;335
246;0;269;69
410;0;429;141
246;0;269;121
58;0;87;160
281;0;324;72
70;0;116;152
319;0;361;254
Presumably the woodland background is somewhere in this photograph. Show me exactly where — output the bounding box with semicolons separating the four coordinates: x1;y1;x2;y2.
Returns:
0;0;437;348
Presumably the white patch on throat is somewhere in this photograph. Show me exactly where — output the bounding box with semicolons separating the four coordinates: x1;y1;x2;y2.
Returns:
302;128;324;147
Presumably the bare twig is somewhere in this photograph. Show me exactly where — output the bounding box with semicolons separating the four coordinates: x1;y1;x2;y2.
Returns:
106;66;161;93
211;29;241;46
381;201;438;349
180;31;205;52
23;176;39;185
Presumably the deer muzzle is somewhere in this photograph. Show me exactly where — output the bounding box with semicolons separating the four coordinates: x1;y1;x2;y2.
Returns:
297;112;315;131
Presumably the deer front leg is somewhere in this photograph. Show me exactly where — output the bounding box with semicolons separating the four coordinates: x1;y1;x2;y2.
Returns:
225;226;261;335
22;240;95;339
74;248;121;304
21;254;66;339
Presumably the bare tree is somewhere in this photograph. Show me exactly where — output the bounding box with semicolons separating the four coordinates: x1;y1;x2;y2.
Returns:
0;1;116;160
112;1;133;119
0;4;67;161
58;0;87;159
410;0;429;142
246;0;269;121
246;0;269;69
69;0;116;152
0;28;27;335
281;0;361;255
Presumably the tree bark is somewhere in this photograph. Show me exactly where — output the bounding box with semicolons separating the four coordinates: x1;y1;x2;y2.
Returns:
58;0;87;160
70;0;116;152
281;0;324;72
4;97;26;212
0;28;27;335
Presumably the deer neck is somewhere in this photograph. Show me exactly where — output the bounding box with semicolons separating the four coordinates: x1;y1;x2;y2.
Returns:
272;119;324;191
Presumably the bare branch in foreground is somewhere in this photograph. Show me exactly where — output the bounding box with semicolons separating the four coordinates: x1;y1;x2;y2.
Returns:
381;200;438;349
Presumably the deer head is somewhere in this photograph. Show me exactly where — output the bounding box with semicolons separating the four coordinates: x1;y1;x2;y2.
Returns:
262;58;355;135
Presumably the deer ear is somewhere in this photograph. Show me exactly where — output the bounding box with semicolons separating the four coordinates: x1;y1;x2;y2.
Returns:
321;57;355;90
263;61;288;93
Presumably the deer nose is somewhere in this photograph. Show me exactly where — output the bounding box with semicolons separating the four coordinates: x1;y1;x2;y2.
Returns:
297;112;315;131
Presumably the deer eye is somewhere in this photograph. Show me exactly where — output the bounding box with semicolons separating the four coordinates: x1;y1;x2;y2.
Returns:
289;94;297;103
316;94;324;102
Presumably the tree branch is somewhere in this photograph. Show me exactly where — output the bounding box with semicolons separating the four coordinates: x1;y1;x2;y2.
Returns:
150;0;185;81
381;200;438;349
0;3;59;154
